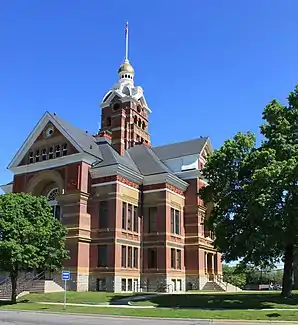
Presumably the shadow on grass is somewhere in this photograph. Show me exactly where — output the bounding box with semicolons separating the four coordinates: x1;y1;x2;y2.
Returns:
128;292;298;310
266;313;281;318
109;293;156;305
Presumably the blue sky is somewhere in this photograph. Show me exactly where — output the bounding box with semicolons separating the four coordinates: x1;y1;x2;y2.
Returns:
0;0;297;188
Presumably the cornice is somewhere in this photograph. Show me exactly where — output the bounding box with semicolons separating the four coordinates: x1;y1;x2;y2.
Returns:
90;164;143;185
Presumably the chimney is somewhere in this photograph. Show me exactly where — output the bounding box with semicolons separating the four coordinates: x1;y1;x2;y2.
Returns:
94;130;112;145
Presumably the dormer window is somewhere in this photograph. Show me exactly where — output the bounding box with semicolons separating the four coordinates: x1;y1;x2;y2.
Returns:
48;147;54;159
55;145;61;158
62;144;68;156
42;149;47;161
28;152;34;164
35;150;40;162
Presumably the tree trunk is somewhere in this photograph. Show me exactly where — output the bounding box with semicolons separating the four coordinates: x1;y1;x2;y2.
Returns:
10;271;18;304
281;244;294;298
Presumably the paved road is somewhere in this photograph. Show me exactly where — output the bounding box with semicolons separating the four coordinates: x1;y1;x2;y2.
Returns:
0;310;291;325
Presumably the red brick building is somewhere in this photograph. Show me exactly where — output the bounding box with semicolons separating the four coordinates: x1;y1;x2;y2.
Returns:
1;25;223;293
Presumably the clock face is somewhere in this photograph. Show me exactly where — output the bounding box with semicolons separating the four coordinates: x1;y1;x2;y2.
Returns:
45;126;54;138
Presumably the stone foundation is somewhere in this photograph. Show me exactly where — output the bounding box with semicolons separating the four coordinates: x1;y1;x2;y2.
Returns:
186;274;208;290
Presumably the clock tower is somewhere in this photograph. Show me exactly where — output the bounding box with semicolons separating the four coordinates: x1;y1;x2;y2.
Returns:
98;23;151;155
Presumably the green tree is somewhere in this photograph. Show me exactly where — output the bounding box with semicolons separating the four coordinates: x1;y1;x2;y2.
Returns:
200;86;298;297
223;264;246;288
0;193;69;303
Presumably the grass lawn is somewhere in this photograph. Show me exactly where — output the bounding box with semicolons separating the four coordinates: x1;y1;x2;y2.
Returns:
0;302;298;321
19;291;132;304
0;291;296;321
130;290;298;310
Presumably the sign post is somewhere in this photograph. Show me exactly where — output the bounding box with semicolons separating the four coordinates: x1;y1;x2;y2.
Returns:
62;271;71;309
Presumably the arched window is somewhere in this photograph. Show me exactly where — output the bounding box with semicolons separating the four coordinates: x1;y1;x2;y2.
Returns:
55;145;61;158
35;150;40;162
28;152;34;164
47;188;61;221
134;116;137;124
42;149;47;161
48;147;54;159
142;121;146;130
113;103;120;111
138;119;142;127
62;144;68;156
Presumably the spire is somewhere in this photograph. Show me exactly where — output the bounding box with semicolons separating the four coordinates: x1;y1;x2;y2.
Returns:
118;22;134;80
125;21;129;63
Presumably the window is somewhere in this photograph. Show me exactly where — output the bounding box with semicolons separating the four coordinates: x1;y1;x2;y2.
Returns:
99;201;108;229
121;278;126;291
148;207;157;232
62;144;68;156
127;204;132;231
133;206;138;232
127;279;132;291
177;250;181;269
113;103;120;111
42;149;47;161
48;147;54;159
121;245;126;268
98;245;107;267
55;145;61;158
47;188;61;221
171;248;176;269
28;152;34;164
122;202;127;230
96;278;106;291
133;247;138;268
35;150;40;162
171;208;181;235
128;246;132;268
148;248;157;269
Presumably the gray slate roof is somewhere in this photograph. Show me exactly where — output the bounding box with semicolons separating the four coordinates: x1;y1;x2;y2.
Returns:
153;137;208;161
50;112;103;160
93;141;140;173
127;145;172;176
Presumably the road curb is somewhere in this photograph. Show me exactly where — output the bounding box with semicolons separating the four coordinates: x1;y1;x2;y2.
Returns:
0;308;296;324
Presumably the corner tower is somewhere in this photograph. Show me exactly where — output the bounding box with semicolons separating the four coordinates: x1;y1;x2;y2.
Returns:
99;23;151;155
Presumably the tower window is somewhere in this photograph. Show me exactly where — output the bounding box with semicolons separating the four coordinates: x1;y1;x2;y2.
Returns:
28;152;34;164
138;119;141;127
113;103;120;110
55;145;61;158
106;117;111;126
134;116;137;124
137;106;141;113
142;121;146;130
62;144;68;156
48;147;54;159
42;149;47;161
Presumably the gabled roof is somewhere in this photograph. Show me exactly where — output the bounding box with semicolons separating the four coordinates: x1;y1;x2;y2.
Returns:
92;141;140;173
127;144;172;176
50;113;102;159
152;137;209;161
8;112;103;169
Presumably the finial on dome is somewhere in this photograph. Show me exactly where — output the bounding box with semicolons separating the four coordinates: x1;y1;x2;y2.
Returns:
118;22;134;80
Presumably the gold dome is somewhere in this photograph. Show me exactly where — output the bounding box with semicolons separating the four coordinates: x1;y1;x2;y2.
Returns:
118;62;134;74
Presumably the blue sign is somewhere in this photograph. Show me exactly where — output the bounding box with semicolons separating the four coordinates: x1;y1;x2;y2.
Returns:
62;271;71;281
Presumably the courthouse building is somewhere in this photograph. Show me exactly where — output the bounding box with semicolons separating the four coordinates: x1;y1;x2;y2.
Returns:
1;25;222;293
